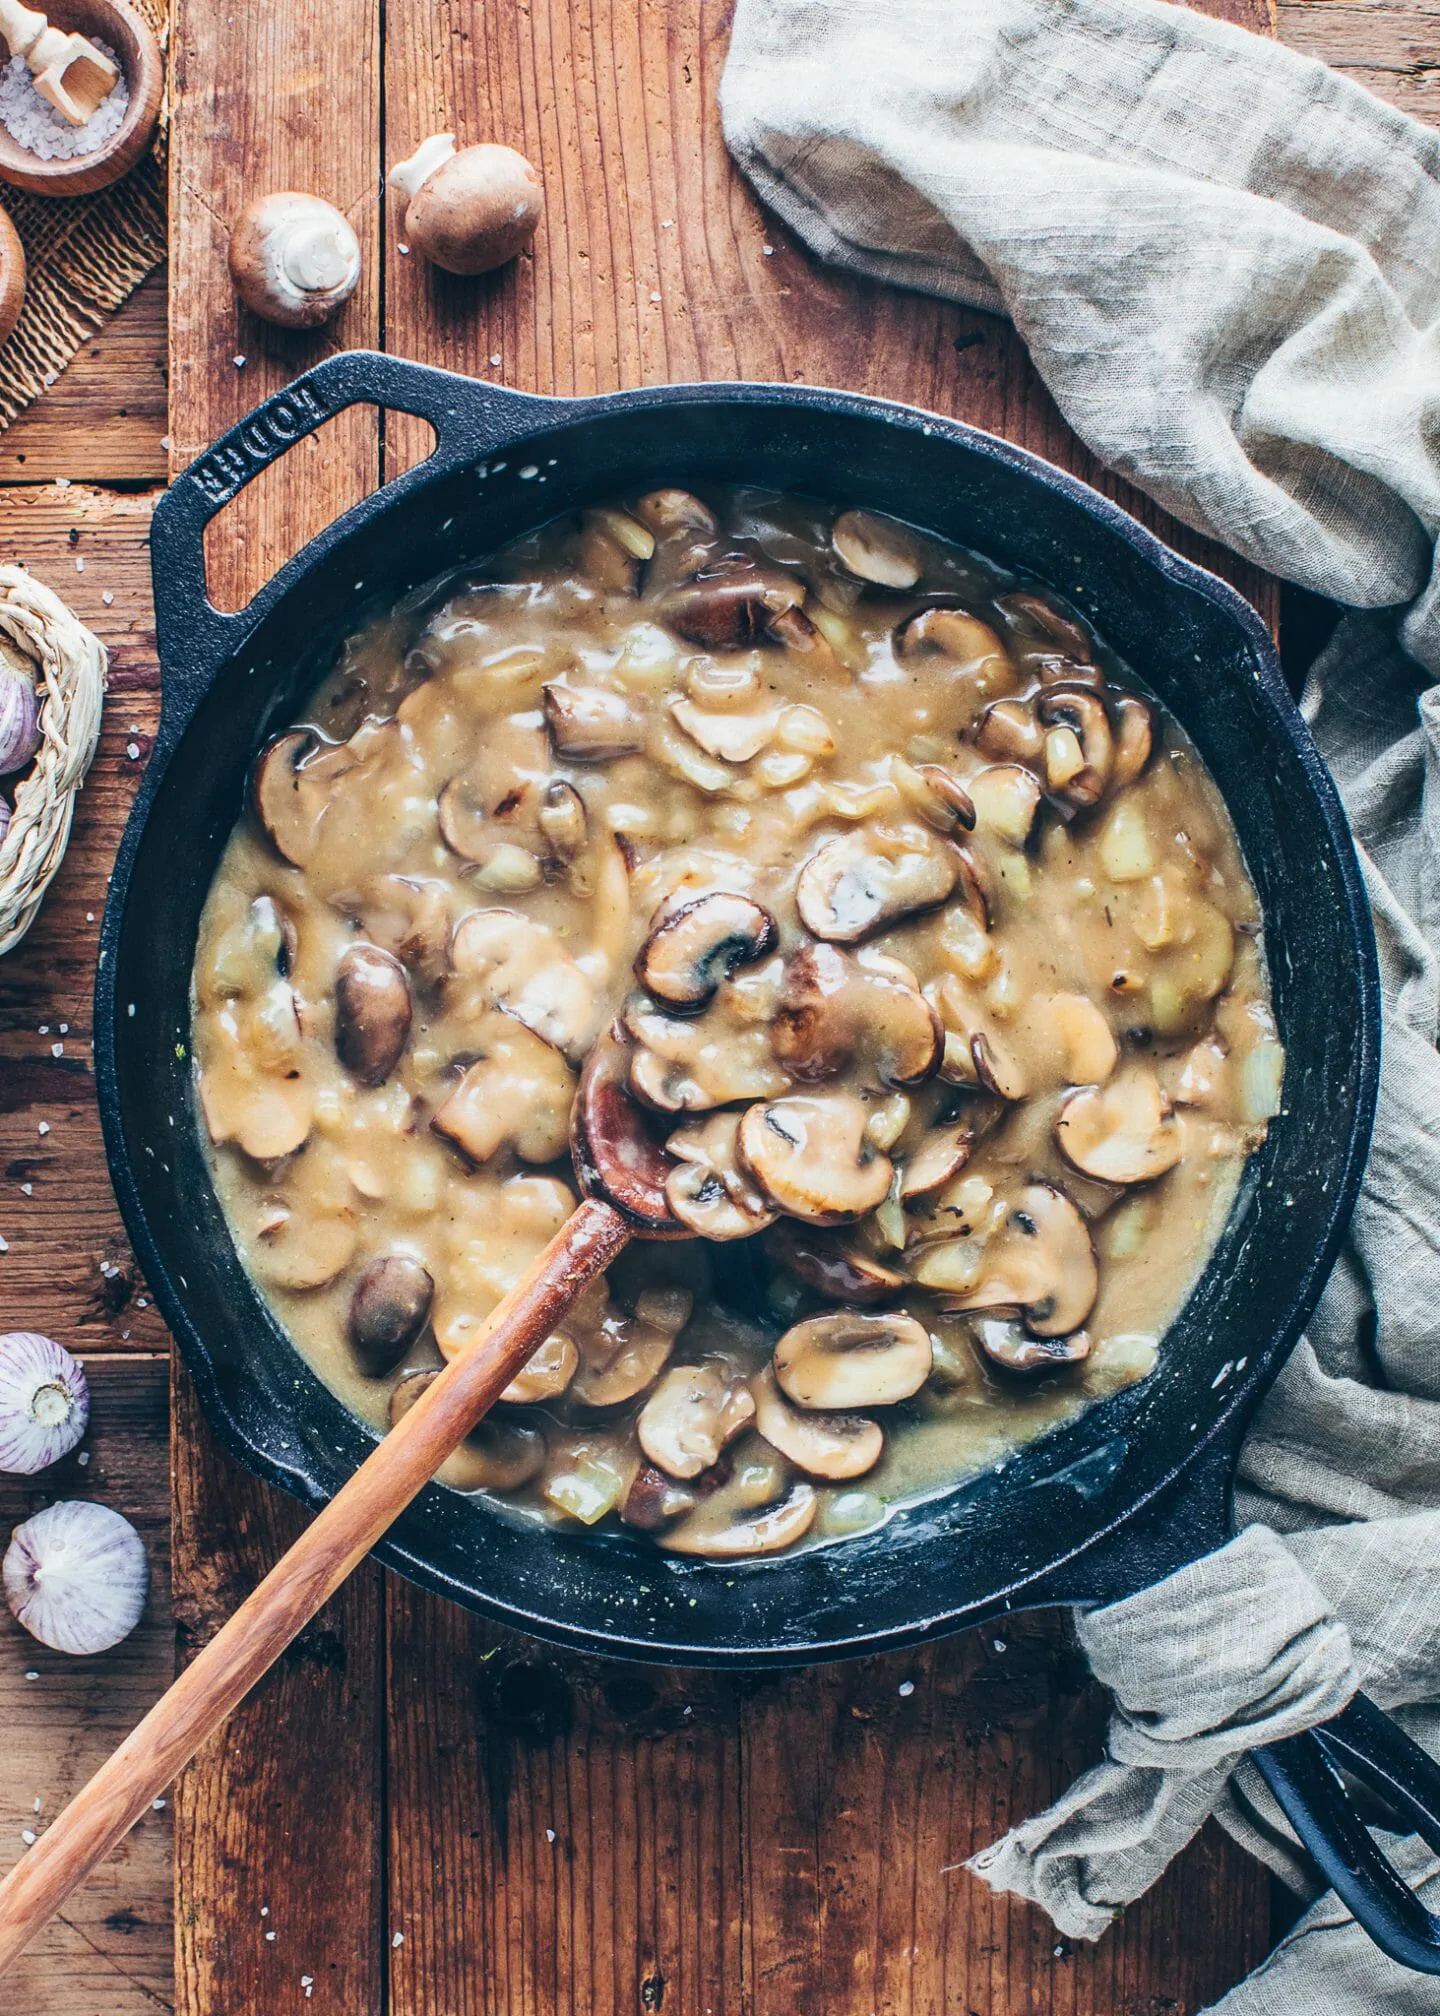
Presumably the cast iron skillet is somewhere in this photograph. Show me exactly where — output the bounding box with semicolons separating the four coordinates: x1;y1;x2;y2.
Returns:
96;352;1440;1969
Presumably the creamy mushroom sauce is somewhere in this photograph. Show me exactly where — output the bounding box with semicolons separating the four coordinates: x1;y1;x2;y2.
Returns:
191;486;1284;1559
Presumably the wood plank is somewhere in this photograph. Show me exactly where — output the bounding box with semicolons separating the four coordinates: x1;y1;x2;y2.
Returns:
0;1355;173;2016
0;485;167;1357
381;5;1274;2015
0;271;170;489
1278;0;1440;118
166;2;388;2012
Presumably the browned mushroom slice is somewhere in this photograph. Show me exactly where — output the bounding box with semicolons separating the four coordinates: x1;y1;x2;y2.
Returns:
659;1482;818;1557
578;511;644;594
634;488;718;538
892;759;976;834
669;695;783;765
831;509;923;589
348;1255;435;1375
542;682;645;759
767;603;847;680
996;590;1096;662
431;1015;576;1165
638;1362;757;1479
665;1112;778;1241
569;1286;693;1407
771;943;941;1089
450;908;597;1060
773;1308;932;1409
500;1331;580;1404
624;995;789;1113
1038;689;1114;809
966;763;1043;848
763;1220;907;1304
198;1002;313;1162
636;891;777;1008
897;1115;978;1203
250;729;357;868
970;1029;1028;1103
621;1461;699;1531
894;606;1008;667
1043;992;1119;1086
1109;693;1156;790
973;697;1044;765
738;1093;893;1225
663;558;804;649
334;943;412;1086
437;771;533;867
940;1182;1098;1337
361;874;452;981
389;1372;550;1490
570;1020;685;1235
750;1364;883;1480
795;827;958;943
972;1316;1093;1375
536;777;589;862
1055;1068;1183;1184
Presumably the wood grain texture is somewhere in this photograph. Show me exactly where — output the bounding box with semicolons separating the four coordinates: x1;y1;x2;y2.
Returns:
0;1356;172;2016
0;270;169;487
1278;0;1440;118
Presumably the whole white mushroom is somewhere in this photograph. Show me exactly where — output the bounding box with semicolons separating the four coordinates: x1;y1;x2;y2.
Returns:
228;192;362;329
389;134;542;276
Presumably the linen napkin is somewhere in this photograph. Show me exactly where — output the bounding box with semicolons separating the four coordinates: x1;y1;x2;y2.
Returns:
722;3;1440;2007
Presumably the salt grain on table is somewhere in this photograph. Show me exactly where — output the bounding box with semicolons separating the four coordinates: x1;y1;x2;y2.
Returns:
0;45;128;160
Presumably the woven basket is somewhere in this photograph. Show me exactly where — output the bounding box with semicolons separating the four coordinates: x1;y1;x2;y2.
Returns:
0;566;105;957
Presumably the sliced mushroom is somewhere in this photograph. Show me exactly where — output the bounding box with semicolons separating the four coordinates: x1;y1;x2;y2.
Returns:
664;557;804;649
898;1115;978;1203
940;1182;1098;1337
1055;1068;1183;1184
634;488;717;539
669;696;782;765
348;1255;434;1375
246;1144;357;1289
569;1285;693;1407
334;944;412;1086
771;943;941;1089
659;1482;818;1557
973;697;1044;765
431;1015;576;1165
996;590;1095;662
967;764;1043;847
796;827;958;943
1110;693;1156;791
638;1362;757;1479
971;1029;1029;1103
767;603;847;680
1037;689;1113;809
542;682;645;759
636;891;777;1008
831;509;923;589
251;729;357;868
891;759;976;835
621;1462;700;1531
738;1093;893;1225
436;771;538;872
750;1363;882;1480
361;875;452;982
537;778;589;861
894;606;1008;668
773;1308;932;1409
972;1315;1093;1375
578;514;642;594
499;1331;580;1404
570;1021;684;1235
198;1001;313;1163
665;1112;778;1240
625;994;789;1112
763;1220;906;1304
1043;993;1118;1086
450;908;597;1061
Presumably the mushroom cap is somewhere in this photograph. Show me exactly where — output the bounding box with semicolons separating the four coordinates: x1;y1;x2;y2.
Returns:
665;1111;778;1241
334;943;412;1087
1055;1068;1183;1185
348;1255;434;1375
894;606;1008;667
795;826;958;943
897;1114;979;1203
567;1285;692;1407
972;1315;1093;1376
831;509;924;589
638;1362;757;1479
659;1482;818;1557
498;1331;579;1404
399;142;543;276
663;557;803;649
229;192;362;328
762;1220;907;1304
1038;688;1114;809
773;1308;933;1410
430;1013;575;1165
450;907;596;1061
938;1182;1098;1337
996;590;1096;662
738;1093;893;1225
1110;693;1156;790
636;891;777;1009
542;681;645;759
250;728;360;867
750;1364;883;1480
768;603;847;679
624;993;789;1112
771;943;941;1090
570;1021;686;1235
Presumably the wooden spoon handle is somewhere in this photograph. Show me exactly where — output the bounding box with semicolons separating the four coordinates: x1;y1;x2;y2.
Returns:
0;1194;632;1979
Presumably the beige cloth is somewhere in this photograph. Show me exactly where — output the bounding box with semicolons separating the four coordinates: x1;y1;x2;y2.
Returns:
722;2;1440;2007
0;0;166;428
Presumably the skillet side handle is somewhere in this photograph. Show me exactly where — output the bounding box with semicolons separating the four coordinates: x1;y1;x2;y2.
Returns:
1254;1695;1440;1975
149;350;551;721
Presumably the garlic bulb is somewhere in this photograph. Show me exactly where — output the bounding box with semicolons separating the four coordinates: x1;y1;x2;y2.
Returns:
4;1500;148;1654
0;635;39;775
0;1332;89;1473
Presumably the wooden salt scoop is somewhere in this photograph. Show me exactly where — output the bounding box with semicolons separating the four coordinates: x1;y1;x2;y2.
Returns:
0;1025;680;1976
0;0;118;123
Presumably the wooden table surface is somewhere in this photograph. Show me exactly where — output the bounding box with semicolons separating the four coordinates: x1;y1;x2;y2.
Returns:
0;2;1428;2011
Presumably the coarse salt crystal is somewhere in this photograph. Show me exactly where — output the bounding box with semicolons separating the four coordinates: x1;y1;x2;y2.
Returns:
898;1680;915;1697
545;1828;556;1843
152;1796;166;1810
36;1122;48;1136
265;1930;276;1942
102;591;114;606
489;354;501;366
24;1670;38;1681
50;1042;62;1057
126;741;140;760
20;1183;32;1195
20;1829;35;1846
0;46;129;161
74;557;84;572
392;1931;404;1947
77;1451;90;1466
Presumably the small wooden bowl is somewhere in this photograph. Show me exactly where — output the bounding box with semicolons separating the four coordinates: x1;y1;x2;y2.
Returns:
0;0;162;198
0;202;25;342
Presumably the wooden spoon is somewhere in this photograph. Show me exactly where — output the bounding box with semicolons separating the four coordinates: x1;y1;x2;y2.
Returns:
0;1022;683;1977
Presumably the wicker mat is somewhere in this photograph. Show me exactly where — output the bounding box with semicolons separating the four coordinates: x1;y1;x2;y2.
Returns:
0;0;167;429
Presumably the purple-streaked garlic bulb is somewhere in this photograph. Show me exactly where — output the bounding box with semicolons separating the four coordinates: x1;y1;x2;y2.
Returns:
0;1332;89;1474
0;795;10;847
4;1500;148;1654
0;636;39;775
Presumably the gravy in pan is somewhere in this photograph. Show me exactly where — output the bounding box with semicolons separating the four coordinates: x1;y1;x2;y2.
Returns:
191;486;1283;1557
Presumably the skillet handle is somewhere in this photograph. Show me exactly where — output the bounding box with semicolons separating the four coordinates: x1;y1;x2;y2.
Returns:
1254;1693;1440;1974
148;350;555;714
